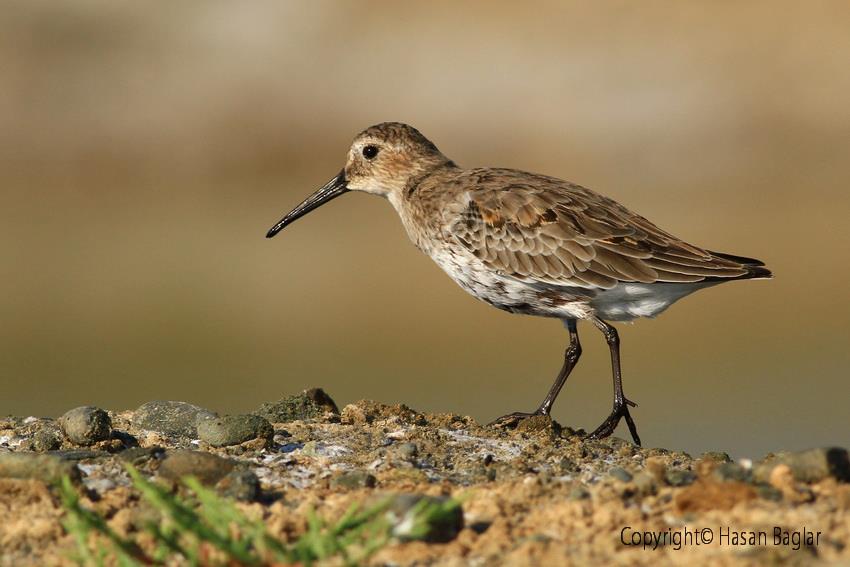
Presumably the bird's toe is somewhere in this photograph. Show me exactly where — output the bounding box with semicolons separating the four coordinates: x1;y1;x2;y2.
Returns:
487;411;540;429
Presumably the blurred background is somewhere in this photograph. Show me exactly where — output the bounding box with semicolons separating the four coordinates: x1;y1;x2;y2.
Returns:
2;1;848;457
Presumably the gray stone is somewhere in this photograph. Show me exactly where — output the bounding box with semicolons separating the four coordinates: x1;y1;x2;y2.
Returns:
755;447;850;484
665;469;697;486
59;406;112;446
386;494;464;543
0;452;81;484
157;450;235;485
197;414;273;447
331;470;377;489
256;388;339;423
215;468;260;502
609;467;633;482
132;401;217;438
712;462;752;483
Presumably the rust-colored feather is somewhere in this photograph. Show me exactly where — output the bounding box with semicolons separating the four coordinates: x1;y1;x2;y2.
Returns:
447;168;767;289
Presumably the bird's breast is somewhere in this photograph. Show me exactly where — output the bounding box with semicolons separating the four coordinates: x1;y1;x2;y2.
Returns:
424;242;591;319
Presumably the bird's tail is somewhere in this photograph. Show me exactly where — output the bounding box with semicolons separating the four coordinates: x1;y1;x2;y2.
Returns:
708;251;773;280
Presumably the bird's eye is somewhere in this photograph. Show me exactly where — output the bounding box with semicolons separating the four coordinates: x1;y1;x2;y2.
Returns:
362;145;379;159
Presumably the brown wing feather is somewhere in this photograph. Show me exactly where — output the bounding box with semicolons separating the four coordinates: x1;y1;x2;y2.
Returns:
448;169;763;289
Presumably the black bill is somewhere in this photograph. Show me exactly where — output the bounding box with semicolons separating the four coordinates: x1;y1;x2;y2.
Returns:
266;170;348;238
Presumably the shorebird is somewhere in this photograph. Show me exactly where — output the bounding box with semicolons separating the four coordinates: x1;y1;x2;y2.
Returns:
266;122;771;445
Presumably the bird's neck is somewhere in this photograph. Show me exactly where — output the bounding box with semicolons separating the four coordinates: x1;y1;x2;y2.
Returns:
408;159;458;194
387;162;462;254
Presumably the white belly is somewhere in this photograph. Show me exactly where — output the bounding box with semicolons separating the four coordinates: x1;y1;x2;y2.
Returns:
427;246;593;319
423;239;718;323
590;281;721;321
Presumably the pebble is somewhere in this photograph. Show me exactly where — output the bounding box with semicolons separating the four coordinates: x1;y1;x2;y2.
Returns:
157;450;235;485
386;493;464;543
24;428;62;452
0;452;81;484
609;467;633;482
197;414;273;448
280;442;304;454
339;400;425;426
256;388;339;423
132;401;217;439
711;462;752;483
331;470;377;489
700;451;732;463
665;469;697;486
59;406;112;446
754;447;850;484
215;468;260;501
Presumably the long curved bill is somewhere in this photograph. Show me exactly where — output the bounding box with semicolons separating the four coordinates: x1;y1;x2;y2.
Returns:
266;170;348;238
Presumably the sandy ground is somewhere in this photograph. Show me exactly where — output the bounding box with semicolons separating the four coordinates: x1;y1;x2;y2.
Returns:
1;393;848;566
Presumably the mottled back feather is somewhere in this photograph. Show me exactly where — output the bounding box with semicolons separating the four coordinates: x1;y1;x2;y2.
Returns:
447;169;769;290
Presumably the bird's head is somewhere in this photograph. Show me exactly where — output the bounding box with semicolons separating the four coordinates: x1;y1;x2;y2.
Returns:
266;122;451;238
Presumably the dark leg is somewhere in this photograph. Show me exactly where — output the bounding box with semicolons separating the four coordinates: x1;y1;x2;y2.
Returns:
586;317;641;445
489;319;582;427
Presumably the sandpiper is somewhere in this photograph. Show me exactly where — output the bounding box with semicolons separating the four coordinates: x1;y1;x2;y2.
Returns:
266;122;771;445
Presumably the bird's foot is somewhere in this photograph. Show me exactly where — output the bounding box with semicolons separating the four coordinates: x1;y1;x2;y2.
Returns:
586;398;641;446
487;410;544;429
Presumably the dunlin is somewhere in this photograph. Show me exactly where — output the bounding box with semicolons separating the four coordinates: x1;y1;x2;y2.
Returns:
266;123;772;445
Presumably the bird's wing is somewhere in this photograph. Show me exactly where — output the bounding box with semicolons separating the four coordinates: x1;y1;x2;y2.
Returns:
447;169;752;289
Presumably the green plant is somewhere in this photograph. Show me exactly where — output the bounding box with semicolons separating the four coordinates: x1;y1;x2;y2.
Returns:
58;465;450;566
389;496;463;542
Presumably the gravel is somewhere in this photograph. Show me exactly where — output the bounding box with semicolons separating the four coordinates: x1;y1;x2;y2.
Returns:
59;406;112;446
255;387;339;423
132;401;217;438
157;449;235;485
1;389;848;566
197;414;274;447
